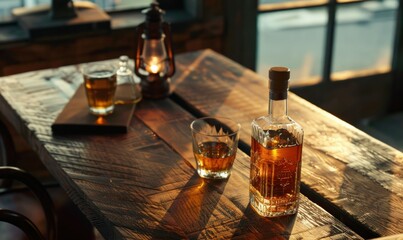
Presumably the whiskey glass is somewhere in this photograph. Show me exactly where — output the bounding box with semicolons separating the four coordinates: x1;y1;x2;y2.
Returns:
190;117;241;179
82;63;117;116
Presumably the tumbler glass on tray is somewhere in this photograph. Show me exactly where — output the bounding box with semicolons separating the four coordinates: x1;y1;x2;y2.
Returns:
82;63;117;116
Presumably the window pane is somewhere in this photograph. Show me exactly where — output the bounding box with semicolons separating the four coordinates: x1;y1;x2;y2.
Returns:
0;0;22;21
257;8;327;86
332;0;399;80
0;0;152;22
88;0;152;11
77;0;151;11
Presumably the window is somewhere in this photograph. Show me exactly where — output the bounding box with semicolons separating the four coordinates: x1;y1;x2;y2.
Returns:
0;1;22;22
0;0;152;22
256;0;400;87
332;1;398;80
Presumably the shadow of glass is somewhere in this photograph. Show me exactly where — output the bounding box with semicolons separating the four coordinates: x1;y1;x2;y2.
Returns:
153;173;230;239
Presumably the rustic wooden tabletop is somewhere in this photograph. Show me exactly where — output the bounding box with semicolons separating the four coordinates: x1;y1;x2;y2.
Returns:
0;49;401;239
170;49;403;238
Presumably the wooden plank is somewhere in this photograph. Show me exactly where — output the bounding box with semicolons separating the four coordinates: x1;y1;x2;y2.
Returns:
170;49;403;238
0;59;361;239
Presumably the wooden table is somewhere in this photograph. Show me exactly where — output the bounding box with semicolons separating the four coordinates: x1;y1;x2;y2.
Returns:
0;49;401;239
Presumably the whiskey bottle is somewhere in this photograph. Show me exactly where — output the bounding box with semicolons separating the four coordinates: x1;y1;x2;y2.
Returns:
115;55;142;104
250;67;304;217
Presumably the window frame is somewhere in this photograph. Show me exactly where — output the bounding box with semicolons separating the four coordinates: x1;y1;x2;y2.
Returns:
258;0;401;85
256;0;403;123
391;0;403;111
0;0;190;25
0;0;197;43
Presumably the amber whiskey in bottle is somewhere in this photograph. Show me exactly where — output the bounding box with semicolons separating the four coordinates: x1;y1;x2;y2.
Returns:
250;67;303;217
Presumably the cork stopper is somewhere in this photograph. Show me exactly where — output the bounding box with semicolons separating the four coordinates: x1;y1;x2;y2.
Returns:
269;67;290;100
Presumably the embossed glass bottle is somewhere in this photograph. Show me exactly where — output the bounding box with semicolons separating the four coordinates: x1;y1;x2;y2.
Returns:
250;67;304;217
115;55;142;104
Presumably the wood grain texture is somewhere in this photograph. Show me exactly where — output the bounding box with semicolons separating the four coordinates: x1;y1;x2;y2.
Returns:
0;57;361;239
170;49;403;238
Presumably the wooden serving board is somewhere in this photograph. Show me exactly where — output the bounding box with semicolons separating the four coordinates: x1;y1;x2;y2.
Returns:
52;84;135;134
